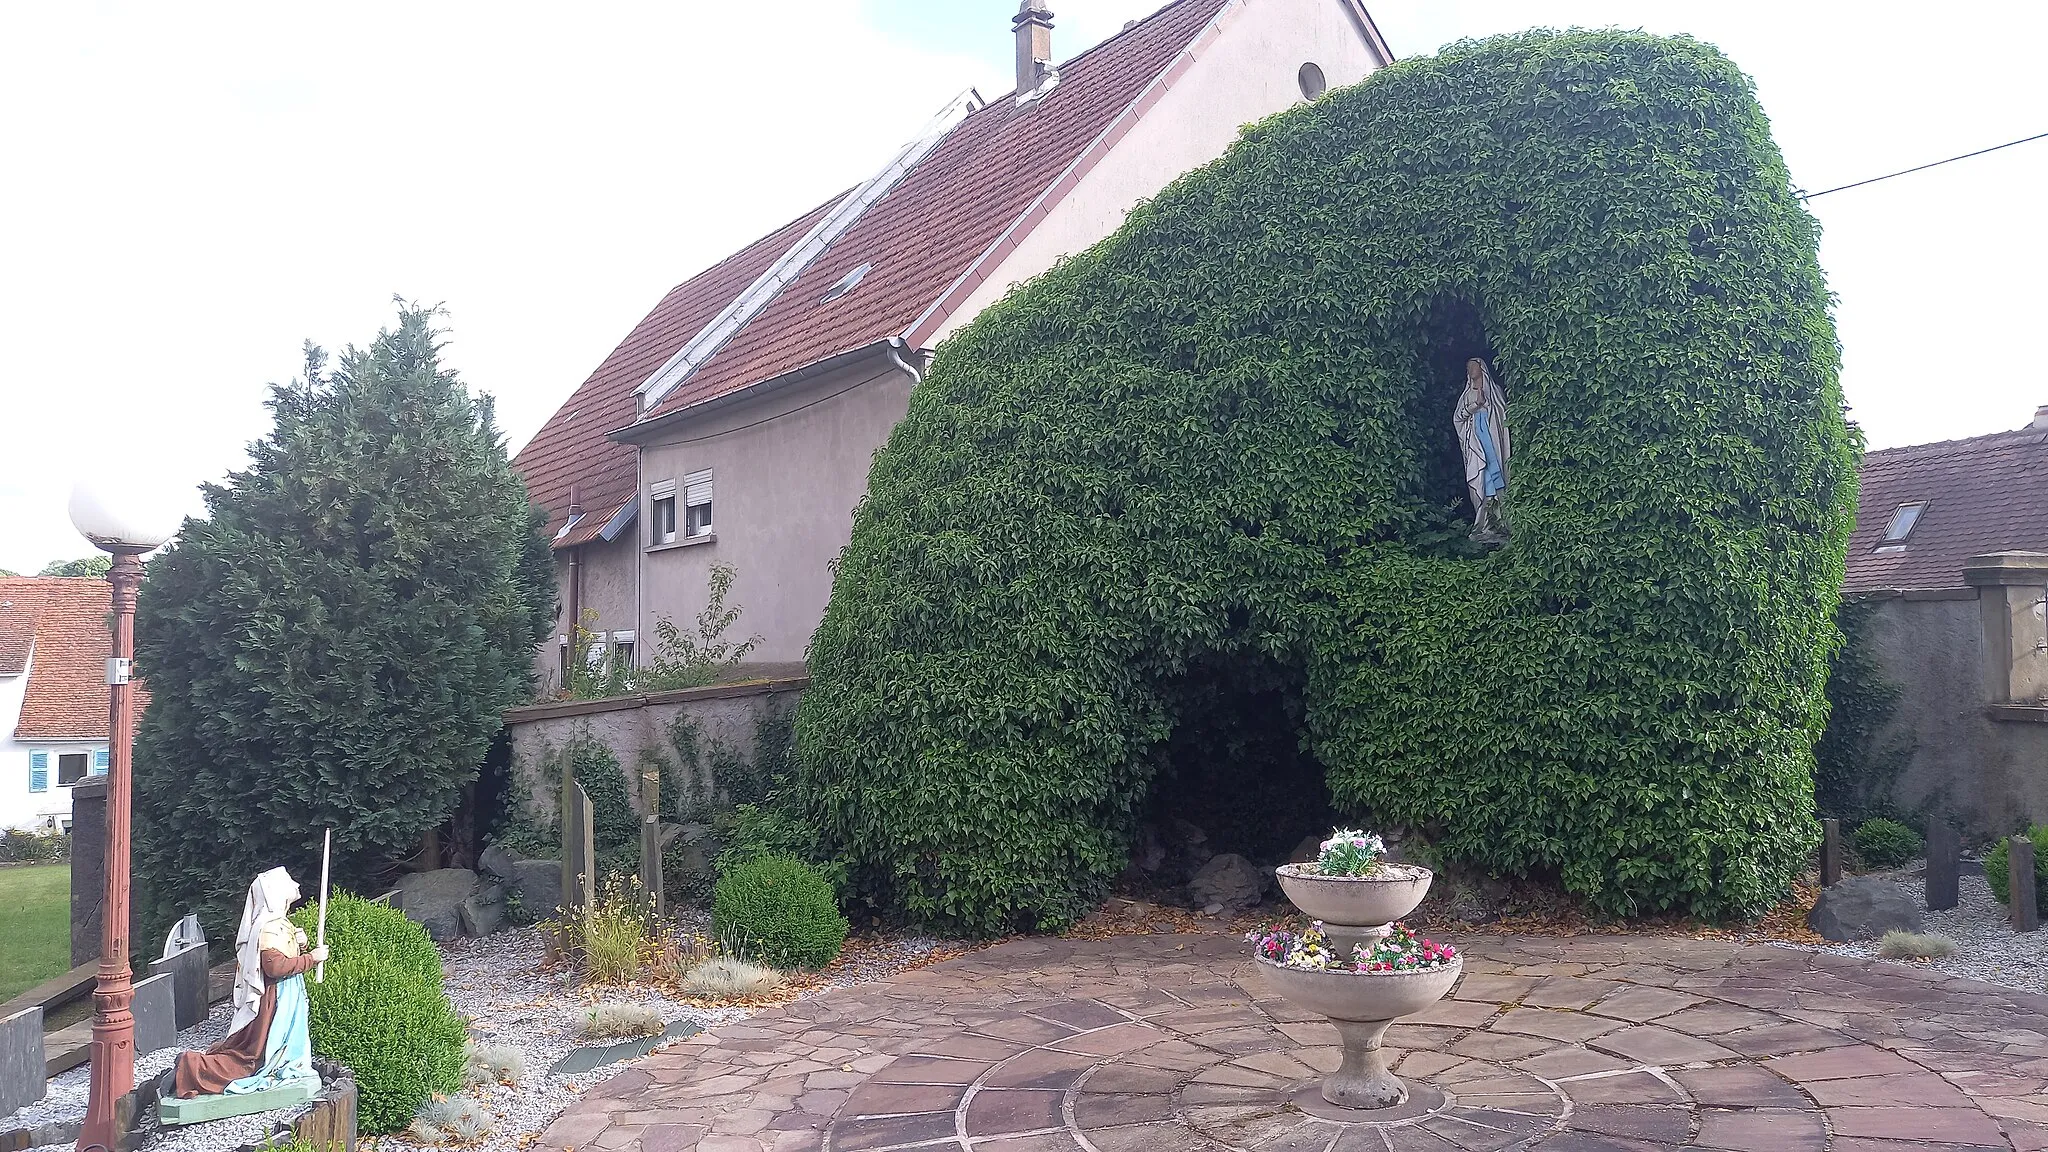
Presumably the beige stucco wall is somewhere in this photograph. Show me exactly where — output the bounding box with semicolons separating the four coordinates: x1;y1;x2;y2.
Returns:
931;0;1384;345
540;530;640;691
635;359;915;663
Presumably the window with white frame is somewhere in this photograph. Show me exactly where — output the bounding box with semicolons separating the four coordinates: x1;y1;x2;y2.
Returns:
684;470;713;537
650;478;677;545
612;630;636;670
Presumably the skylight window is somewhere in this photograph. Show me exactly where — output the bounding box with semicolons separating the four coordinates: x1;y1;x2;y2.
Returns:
821;262;872;304
1877;501;1926;548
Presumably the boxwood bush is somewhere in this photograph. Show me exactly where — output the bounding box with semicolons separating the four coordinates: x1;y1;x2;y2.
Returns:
291;892;467;1133
1851;818;1922;868
711;856;848;969
794;31;1855;934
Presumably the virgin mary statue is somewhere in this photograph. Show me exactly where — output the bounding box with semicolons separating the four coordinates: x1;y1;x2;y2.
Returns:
1452;358;1511;542
170;868;327;1098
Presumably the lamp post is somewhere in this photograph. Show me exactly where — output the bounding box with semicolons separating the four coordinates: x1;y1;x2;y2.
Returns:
68;483;177;1152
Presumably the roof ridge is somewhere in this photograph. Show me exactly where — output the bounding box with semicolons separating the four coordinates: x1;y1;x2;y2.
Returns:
1867;424;2046;460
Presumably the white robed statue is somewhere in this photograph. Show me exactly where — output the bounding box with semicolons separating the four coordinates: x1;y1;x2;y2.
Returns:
1452;357;1511;542
169;867;326;1100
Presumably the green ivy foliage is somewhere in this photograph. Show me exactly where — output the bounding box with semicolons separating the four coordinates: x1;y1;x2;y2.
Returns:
795;32;1856;934
134;305;555;937
1814;600;1911;820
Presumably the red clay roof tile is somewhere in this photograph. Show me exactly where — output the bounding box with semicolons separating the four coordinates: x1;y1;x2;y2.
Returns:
513;0;1234;547
1844;426;2048;592
2;577;150;741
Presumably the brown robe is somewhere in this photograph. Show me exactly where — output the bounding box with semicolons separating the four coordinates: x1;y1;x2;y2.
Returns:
173;948;317;1098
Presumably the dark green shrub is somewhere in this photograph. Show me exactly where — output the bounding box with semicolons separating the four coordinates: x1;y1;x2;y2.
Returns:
0;829;68;864
795;31;1855;933
711;856;848;969
1851;818;1922;868
291;893;466;1133
1986;825;2048;917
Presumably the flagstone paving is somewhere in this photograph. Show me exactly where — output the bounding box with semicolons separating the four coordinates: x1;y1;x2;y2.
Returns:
538;932;2048;1152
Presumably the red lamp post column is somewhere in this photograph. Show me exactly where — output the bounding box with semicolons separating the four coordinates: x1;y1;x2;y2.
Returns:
77;549;145;1152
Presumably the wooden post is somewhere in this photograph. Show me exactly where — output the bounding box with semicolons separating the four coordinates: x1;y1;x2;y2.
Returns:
640;769;664;919
559;757;575;918
1926;822;1959;911
2012;836;2040;933
1820;818;1842;887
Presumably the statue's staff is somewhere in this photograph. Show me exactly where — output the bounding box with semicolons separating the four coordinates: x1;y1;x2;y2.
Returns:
315;827;331;983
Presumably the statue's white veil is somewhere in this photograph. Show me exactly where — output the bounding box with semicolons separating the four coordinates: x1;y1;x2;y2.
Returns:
228;868;301;1033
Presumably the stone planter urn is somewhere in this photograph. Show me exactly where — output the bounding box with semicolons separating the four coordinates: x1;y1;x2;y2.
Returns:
1257;861;1459;1109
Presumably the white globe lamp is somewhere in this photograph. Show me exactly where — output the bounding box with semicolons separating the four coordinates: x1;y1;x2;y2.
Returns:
68;479;181;555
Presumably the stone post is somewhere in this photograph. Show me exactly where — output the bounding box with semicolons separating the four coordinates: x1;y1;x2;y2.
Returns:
1963;552;2048;707
2011;836;2040;933
70;776;108;968
640;768;664;918
561;781;595;915
1820;819;1842;887
1926;822;1959;911
0;1007;45;1118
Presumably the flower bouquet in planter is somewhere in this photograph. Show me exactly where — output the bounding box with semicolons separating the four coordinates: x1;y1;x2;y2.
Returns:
1274;828;1435;950
1245;921;1458;973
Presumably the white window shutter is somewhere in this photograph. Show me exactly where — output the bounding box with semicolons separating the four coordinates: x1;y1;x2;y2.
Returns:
683;470;713;507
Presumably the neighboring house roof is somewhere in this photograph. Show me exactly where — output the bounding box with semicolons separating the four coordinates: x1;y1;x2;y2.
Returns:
0;576;149;741
513;0;1243;549
1844;423;2048;593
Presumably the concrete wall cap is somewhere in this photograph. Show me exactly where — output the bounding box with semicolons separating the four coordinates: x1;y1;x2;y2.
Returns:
1962;551;2048;586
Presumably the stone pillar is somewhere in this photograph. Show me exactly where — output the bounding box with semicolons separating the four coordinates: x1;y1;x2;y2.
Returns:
561;782;595;914
2012;836;2040;933
0;1007;44;1118
131;972;176;1056
1820;819;1842;887
640;768;664;918
1926;822;1959;911
149;943;210;1032
1963;552;2048;706
70;776;108;968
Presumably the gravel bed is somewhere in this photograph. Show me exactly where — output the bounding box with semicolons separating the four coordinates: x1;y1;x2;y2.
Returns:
10;922;960;1152
1781;867;2048;994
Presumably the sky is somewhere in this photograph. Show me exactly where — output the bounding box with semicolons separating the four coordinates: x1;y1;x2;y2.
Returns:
1;1;2042;574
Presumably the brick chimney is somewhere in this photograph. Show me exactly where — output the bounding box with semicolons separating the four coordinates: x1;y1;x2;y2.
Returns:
1014;0;1054;97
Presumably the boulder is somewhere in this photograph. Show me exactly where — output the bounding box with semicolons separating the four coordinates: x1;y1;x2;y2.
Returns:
1807;875;1923;942
395;868;477;941
1188;853;1264;914
1288;834;1323;865
1129;824;1167;874
509;858;563;921
477;844;519;881
459;894;505;938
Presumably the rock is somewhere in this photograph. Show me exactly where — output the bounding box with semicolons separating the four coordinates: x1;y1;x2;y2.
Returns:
509;858;563;921
1167;818;1213;867
459;894;505;937
1807;875;1923;942
1202;903;1224;916
478;844;520;881
395;868;478;941
1288;834;1323;865
1130;824;1167;873
1188;853;1264;914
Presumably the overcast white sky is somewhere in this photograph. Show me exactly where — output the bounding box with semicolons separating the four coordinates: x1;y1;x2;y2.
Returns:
1;1;2042;574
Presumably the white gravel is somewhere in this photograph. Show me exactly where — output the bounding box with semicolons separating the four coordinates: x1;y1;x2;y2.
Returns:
1786;866;2048;994
8;921;960;1152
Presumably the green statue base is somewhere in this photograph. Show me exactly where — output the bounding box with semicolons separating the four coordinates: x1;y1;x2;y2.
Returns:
157;1077;319;1126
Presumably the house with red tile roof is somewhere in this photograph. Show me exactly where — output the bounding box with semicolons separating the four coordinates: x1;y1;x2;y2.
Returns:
0;577;146;831
1837;408;2048;837
514;0;1392;682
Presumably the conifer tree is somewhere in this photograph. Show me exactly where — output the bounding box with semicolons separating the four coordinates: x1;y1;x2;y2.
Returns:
134;305;554;935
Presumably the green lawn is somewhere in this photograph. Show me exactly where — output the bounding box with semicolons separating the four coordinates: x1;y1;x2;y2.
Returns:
0;862;70;1002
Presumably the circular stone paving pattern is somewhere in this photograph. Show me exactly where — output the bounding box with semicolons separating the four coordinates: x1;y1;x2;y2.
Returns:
539;933;2048;1152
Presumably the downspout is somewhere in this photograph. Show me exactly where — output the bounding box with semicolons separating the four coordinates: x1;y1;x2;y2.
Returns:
886;336;924;387
564;545;582;690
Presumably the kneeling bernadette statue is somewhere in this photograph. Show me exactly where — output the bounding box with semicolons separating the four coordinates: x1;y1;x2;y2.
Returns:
170;867;329;1099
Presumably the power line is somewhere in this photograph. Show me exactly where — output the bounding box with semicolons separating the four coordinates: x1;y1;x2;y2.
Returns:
1797;130;2048;200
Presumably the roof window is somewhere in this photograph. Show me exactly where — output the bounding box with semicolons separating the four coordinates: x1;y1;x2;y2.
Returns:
1876;501;1926;550
821;262;872;304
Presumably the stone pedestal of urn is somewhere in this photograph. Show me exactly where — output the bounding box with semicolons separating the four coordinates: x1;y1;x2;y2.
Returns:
1261;862;1457;1109
1255;955;1463;1109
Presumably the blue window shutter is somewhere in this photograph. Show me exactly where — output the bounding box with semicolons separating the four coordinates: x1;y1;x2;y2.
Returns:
93;749;109;774
29;751;48;793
